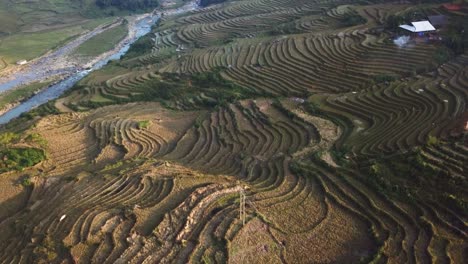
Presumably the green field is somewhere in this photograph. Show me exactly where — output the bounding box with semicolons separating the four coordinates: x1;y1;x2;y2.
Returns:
0;19;115;63
0;80;54;108
73;23;129;57
0;0;153;67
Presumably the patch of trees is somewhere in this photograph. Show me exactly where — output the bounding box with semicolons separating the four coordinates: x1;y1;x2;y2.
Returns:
355;141;467;214
123;35;154;58
96;0;159;11
384;6;433;31
441;17;468;55
339;12;367;27
132;69;259;108
0;132;46;173
72;69;262;110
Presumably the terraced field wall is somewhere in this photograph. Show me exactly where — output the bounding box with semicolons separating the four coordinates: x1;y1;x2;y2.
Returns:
0;0;466;263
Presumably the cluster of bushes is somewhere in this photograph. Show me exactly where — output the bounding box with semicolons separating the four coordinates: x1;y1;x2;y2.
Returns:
123;35;155;58
0;132;47;173
441;17;468;55
339;12;367;27
359;144;467;213
131;69;259;109
72;69;261;110
372;74;397;83
384;5;433;30
267;21;302;36
0;148;46;173
19;102;59;121
95;0;159;11
137;120;150;129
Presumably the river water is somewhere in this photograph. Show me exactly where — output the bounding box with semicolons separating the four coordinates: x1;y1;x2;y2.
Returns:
0;15;160;125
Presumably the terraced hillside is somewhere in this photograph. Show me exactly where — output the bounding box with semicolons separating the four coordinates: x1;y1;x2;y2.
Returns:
0;0;466;263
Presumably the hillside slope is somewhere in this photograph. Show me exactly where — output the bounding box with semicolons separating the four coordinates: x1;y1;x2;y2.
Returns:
0;0;466;263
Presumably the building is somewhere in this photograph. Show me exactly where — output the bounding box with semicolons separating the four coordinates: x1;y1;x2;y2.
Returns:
399;21;436;34
442;3;463;11
16;60;28;65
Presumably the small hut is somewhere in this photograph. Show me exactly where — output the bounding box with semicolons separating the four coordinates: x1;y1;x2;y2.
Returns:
399;21;436;34
16;60;28;65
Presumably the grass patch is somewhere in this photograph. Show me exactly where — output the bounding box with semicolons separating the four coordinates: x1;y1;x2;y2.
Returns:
0;18;118;63
73;23;128;57
137;120;151;129
103;161;124;171
0;80;54;108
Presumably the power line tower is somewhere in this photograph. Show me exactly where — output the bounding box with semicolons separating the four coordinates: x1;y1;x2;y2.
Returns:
239;188;246;226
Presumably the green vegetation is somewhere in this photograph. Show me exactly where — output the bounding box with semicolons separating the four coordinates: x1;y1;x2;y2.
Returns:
267;21;302;36
74;23;128;57
0;1;466;263
426;135;439;146
0;23;98;63
33;236;69;263
0;81;53;108
26;133;48;148
441;16;468;55
135;70;259;108
0;132;46;173
70;69;260;110
0;132;47;173
360;147;467;212
432;47;452;64
372;74;397;83
0;132;19;147
339;12;367;27
123;35;155;58
20;176;32;187
103;161;124;171
137;120;151;129
0;0;154;66
0;148;46;172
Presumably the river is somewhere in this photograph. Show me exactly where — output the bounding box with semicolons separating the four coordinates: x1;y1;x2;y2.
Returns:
0;1;199;125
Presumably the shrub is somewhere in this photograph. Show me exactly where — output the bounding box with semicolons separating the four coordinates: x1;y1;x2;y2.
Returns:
433;47;451;65
340;12;367;27
21;176;32;187
124;36;154;58
373;74;397;83
426;135;439;146
441;17;468;55
26;133;47;147
0;132;19;147
0;148;46;172
137;120;150;129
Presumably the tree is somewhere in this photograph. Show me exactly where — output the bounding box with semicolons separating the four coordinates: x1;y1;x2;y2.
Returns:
0;132;18;148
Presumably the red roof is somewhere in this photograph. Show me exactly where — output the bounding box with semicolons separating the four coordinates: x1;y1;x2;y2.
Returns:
442;3;462;11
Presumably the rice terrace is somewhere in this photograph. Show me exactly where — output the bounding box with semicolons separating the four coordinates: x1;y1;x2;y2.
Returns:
0;0;467;263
